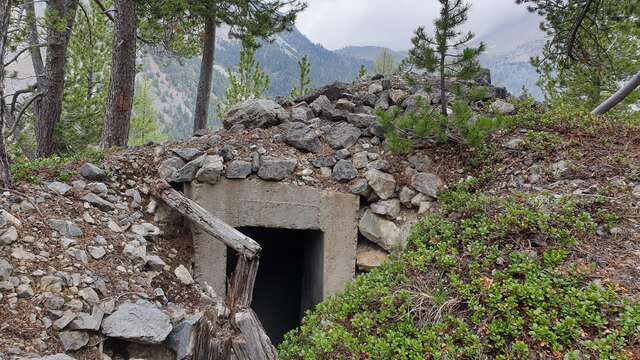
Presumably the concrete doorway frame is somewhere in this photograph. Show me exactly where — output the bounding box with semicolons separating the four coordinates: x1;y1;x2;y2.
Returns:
186;179;359;301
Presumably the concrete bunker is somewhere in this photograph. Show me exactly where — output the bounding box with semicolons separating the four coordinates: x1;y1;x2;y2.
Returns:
186;179;359;341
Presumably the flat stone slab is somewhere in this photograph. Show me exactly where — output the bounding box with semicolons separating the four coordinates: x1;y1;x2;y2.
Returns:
101;302;172;344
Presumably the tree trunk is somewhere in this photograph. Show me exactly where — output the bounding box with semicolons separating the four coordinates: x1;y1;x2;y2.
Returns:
35;0;78;157
439;58;447;116
25;0;44;118
0;0;12;186
592;71;640;115
101;0;136;149
193;17;217;134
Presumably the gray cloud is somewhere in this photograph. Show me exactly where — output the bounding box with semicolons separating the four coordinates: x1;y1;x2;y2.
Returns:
296;0;538;50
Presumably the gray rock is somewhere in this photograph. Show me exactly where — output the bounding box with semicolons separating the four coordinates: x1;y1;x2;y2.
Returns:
124;241;147;262
350;179;371;196
0;226;18;245
48;219;83;237
47;181;72;195
335;148;351;159
17;283;33;298
375;92;390;110
408;153;434;173
310;95;333;116
223;99;288;129
258;157;297;181
82;193;114;211
68;307;104;331
79;163;107;181
172;148;204;161
58;330;89;351
332;160;358;182
195;155;224;184
399;187;417;207
79;287;100;304
297;82;349;103
158;157;186;181
346;113;377;129
101;303;172;344
389;89;409;105
285;123;321;153
166;314;202;360
335;98;356;112
401;92;430;112
370;199;401;219
352;152;369;169
366;159;391;171
225;160;253;179
412;172;444;198
291;102;314;122
146;255;166;271
87;182;108;194
368;83;383;94
325;122;361;149
365;169;396;200
0;258;12;281
171;156;206;183
174;265;194;285
491;99;516;114
218;143;236;162
633;185;640;199
356;243;389;272
312;156;336;168
87;246;106;260
358;210;402;251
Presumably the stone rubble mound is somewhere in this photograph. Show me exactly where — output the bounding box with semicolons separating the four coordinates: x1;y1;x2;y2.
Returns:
0;73;514;359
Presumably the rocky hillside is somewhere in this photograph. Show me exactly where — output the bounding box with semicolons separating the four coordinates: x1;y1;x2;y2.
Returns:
1;73;638;359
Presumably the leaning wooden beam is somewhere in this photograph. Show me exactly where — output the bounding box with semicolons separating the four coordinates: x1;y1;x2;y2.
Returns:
232;309;278;360
154;181;261;258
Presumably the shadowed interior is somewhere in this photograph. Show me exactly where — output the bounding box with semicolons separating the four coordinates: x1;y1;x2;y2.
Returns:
227;227;324;344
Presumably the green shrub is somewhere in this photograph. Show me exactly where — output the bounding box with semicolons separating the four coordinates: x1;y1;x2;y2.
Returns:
279;184;639;359
11;148;104;183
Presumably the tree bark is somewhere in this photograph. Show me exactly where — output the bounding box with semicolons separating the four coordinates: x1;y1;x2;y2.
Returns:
0;0;13;186
24;0;44;117
592;71;640;115
193;17;217;134
35;0;78;157
101;0;136;149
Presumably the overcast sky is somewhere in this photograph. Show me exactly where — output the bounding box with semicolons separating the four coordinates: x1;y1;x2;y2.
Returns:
296;0;539;51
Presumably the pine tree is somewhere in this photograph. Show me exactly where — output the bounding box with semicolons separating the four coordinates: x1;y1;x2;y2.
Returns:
0;0;13;185
373;48;394;75
517;0;640;112
129;79;167;146
407;0;485;115
290;55;311;98
217;36;270;116
59;2;112;152
358;64;367;79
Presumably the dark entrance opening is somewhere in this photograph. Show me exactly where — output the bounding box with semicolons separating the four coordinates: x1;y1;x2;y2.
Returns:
227;227;324;345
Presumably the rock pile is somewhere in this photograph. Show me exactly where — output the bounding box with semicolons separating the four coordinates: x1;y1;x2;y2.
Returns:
0;73;515;359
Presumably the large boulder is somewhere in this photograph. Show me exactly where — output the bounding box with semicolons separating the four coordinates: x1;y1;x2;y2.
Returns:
358;210;402;251
257;157;297;181
412;172;444;198
285;123;321;153
365;169;396;200
79;163;107;181
332;160;358;182
491;99;516;114
223;99;288;129
296;81;350;103
101;302;172;344
324;122;361;150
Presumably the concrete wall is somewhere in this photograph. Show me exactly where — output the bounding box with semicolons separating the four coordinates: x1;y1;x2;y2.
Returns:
185;179;359;300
